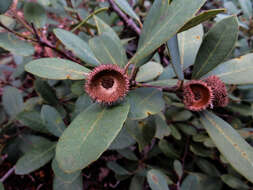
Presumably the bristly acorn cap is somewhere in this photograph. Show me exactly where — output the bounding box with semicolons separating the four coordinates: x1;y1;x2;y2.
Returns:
183;80;213;111
85;64;130;105
203;75;229;107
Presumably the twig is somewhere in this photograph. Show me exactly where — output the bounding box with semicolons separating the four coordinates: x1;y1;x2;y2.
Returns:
31;24;79;62
71;7;109;33
108;0;141;35
0;166;15;183
0;22;36;42
11;11;34;33
65;0;94;36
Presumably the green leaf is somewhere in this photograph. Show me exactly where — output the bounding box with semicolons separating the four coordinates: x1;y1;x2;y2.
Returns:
178;24;204;69
167;35;184;80
174;160;183;178
180;175;199;190
200;111;253;183
93;16;120;41
196;158;220;176
41;105;66;137
52;159;81;183
0;0;13;14
54;29;99;66
158;65;176;80
136;61;163;82
25;58;90;80
192;16;239;79
19;135;53;153
0;183;4;190
107;161;130;175
124;120;147;151
23;2;47;28
154;113;171;139
0;15;15;29
71;81;85;96
130;0;207;66
198;176;222;190
114;0;141;24
15;141;56;175
0;33;34;56
53;175;83;190
109;122;136;150
127;88;165;120
239;0;252;19
89;32;127;67
2;86;24;117
117;148;138;161
130;175;145;190
147;169;170;190
202;53;253;84
55;103;130;173
17;111;48;133
35;80;58;105
221;174;249;190
159;139;180;159
179;9;226;32
147;79;178;87
224;2;240;15
73;93;93;117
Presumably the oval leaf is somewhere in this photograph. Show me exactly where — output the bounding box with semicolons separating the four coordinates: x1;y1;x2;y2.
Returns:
179;9;226;32
180;175;199;190
15;141;56;175
25;58;90;80
93;16;120;41
17;111;48;133
41;105;66;137
2;86;24;117
130;0;207;66
24;2;47;28
89;32;127;67
147;169;170;190
54;29;99;66
202;53;253;84
200;111;253;183
178;24;204;69
192;16;239;79
114;0;141;23
136;61;163;82
0;33;34;56
55;103;130;173
127;88;165;120
167;35;184;80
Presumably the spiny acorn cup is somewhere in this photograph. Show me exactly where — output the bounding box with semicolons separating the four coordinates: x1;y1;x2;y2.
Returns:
85;64;130;105
183;80;214;111
203;75;229;107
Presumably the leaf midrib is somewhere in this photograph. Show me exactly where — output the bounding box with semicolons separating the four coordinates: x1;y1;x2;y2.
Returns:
79;108;106;150
194;24;227;78
203;112;253;165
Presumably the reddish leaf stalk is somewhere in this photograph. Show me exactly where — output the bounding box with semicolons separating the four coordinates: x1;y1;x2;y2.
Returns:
108;0;141;35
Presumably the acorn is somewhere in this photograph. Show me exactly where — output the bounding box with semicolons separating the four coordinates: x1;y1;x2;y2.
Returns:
183;80;213;111
85;64;130;105
203;75;228;107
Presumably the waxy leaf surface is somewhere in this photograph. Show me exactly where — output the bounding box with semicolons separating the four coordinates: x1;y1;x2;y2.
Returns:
56;103;130;172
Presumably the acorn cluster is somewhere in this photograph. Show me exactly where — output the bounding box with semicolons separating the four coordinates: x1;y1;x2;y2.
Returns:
85;64;129;105
183;75;228;111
